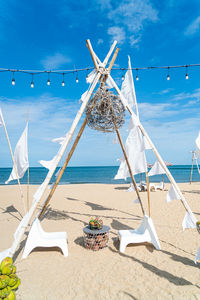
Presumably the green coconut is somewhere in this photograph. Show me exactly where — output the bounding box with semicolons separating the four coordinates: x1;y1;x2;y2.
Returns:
0;257;13;271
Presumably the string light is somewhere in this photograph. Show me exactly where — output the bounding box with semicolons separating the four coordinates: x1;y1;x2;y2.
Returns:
167;67;170;80
122;74;125;81
185;65;189;80
76;73;79;83
62;73;65;87
11;71;15;86
47;72;50;86
136;68;139;81
31;73;34;88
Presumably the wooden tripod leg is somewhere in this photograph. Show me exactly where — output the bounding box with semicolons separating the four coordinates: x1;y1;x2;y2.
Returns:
145;172;150;217
39;117;88;219
115;127;145;216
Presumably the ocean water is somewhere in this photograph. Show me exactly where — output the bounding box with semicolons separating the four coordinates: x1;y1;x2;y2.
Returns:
0;165;199;185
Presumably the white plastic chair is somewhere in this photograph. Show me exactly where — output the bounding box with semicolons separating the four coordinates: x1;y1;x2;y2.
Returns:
118;215;161;253
22;218;68;259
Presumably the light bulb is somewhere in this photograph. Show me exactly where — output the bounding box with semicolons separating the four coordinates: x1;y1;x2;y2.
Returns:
122;75;124;81
62;80;65;87
47;79;50;86
185;73;189;80
136;75;139;81
167;74;170;81
76;77;79;83
31;81;34;88
12;78;15;86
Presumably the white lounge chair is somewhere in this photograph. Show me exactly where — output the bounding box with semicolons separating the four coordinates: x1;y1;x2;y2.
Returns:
118;215;161;253
22;218;68;259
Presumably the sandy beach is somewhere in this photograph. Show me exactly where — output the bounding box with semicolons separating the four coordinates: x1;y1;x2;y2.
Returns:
0;182;200;300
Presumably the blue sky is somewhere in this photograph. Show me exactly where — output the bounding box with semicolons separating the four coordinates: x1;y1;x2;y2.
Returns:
0;0;200;167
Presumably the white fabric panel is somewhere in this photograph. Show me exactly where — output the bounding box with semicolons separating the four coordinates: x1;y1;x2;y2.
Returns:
55;167;62;178
114;126;147;180
195;131;200;158
51;136;66;145
127;183;135;192
0;107;4;127
39;155;57;170
33;182;46;203
80;90;89;104
86;70;96;84
143;136;152;150
182;212;196;231
166;185;181;203
121;56;137;112
5;123;29;184
148;160;166;176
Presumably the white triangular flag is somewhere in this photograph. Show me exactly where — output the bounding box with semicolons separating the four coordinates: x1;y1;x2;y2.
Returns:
86;70;96;84
127;183;135;192
132;198;140;204
39;155;57;170
5;123;29;184
194;247;200;264
114;126;147;180
80;90;89;104
195;131;200;158
166;185;181;203
143;136;152;150
182;212;196;230
148;160;166;176
106;76;115;89
0;107;4;127
51;136;65;145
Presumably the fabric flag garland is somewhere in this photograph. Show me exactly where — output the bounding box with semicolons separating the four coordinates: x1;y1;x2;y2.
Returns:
182;212;196;230
5;123;29;184
121;56;138;116
39;155;57;170
166;185;181;203
148;160;166;177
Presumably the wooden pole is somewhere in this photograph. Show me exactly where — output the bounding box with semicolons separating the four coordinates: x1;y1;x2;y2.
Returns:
190;151;194;184
115;127;145;216
145;172;151;217
39;117;88;219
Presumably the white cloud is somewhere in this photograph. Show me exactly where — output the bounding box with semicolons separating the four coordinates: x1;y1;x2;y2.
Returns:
41;53;71;69
97;38;104;45
173;88;200;102
106;0;158;46
107;26;126;45
184;16;200;36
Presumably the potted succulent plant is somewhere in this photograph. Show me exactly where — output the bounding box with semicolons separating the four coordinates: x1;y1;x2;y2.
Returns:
89;217;103;230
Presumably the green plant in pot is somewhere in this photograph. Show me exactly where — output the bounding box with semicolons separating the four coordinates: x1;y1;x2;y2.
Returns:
89;217;103;230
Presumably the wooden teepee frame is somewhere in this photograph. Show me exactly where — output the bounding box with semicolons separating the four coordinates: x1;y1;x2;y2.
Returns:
3;39;196;259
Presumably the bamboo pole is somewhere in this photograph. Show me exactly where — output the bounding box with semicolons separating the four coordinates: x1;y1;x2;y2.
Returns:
145;172;151;217
2;116;26;214
38;117;88;219
115;127;145;216
190;151;195;184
